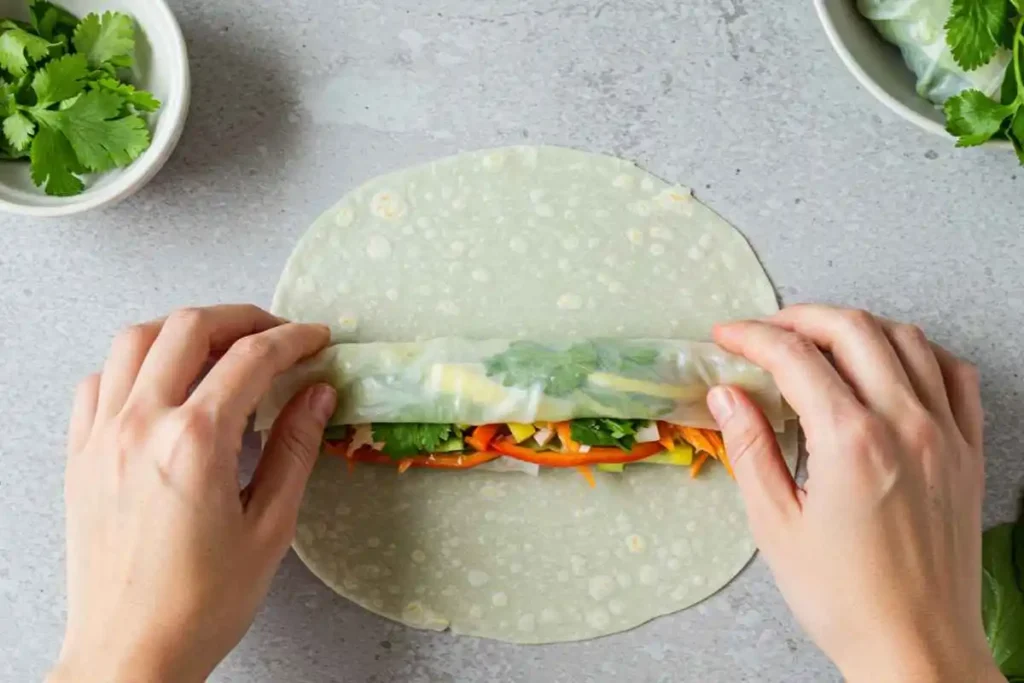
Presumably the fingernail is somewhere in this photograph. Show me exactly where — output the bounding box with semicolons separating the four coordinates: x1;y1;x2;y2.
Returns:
309;384;337;422
707;387;735;424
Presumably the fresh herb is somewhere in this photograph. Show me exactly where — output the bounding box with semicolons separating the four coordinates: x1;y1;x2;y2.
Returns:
943;0;1024;162
0;1;160;195
484;340;661;397
484;341;600;397
371;423;464;457
570;418;647;450
982;493;1024;679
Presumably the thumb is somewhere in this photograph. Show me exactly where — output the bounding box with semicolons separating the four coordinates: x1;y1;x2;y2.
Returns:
246;383;337;544
707;386;799;535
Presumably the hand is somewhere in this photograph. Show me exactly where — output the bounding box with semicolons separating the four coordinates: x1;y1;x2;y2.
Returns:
50;305;336;683
708;305;1002;683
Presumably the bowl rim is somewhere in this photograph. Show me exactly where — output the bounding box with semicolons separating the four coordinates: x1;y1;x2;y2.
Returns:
0;0;191;217
813;0;1013;149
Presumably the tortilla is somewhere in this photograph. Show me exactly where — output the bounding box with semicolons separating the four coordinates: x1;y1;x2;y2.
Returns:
272;145;794;643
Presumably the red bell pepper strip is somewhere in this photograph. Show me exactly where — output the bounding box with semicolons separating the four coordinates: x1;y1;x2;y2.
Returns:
323;439;349;457
491;438;664;467
465;423;500;452
348;446;499;470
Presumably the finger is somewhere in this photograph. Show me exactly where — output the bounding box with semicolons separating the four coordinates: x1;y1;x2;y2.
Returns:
713;320;863;436
245;384;337;549
187;322;331;429
877;319;952;420
931;344;984;453
96;321;162;419
68;373;100;455
769;305;915;416
708;386;799;537
131;305;285;406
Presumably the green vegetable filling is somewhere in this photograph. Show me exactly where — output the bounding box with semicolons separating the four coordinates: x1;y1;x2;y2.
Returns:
569;418;649;450
371;423;466;458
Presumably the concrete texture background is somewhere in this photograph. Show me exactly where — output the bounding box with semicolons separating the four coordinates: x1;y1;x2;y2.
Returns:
1;1;1021;681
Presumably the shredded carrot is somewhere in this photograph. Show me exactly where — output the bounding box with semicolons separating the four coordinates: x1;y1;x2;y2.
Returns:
555;422;580;452
576;465;597;488
677;427;716;457
690;452;710;478
656;421;676;451
346;458;356;475
701;429;734;479
397;459;414;474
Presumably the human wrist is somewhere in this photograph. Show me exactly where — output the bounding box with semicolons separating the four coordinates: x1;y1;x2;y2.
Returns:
840;639;1004;683
48;641;186;683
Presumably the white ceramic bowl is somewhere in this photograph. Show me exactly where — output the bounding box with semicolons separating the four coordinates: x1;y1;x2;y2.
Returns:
0;0;189;216
814;0;1011;148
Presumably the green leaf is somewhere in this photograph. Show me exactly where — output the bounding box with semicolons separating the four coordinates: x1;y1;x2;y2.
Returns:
1011;110;1024;164
34;89;149;171
3;111;35;149
0;28;53;77
982;521;1024;678
944;90;1017;145
485;341;599;397
29;124;84;196
94;78;160;112
570;418;647;450
29;0;79;42
31;53;87;107
72;12;135;69
371;423;464;457
946;0;1011;69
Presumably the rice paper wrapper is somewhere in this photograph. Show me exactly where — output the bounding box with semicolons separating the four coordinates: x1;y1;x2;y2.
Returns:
255;338;787;431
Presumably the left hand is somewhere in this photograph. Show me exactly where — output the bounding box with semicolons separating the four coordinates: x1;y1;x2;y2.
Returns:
50;305;336;683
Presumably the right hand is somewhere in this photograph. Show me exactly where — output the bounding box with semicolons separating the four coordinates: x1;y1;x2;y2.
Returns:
708;305;1001;683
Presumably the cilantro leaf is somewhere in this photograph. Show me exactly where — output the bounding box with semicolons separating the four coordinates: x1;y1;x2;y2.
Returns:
29;124;83;196
485;341;599;396
72;12;134;69
94;77;160;112
31;53;87;107
33;89;149;171
371;423;464;457
3;111;34;150
946;0;1011;69
944;89;1017;146
570;418;647;450
1010;109;1024;164
0;27;52;77
29;0;79;42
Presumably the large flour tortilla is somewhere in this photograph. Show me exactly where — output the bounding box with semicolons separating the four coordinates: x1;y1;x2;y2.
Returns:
274;146;793;643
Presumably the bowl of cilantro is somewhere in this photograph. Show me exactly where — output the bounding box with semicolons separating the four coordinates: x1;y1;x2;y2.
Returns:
815;0;1022;164
0;0;189;216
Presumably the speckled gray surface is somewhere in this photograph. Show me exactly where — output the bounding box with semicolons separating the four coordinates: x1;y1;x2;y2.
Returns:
1;0;1022;681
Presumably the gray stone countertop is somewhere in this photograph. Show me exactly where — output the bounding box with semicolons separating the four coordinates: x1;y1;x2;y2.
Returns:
1;1;1022;681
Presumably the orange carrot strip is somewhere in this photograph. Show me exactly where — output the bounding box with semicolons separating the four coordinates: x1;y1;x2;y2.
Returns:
555;422;580;452
576;465;597;488
397;459;414;474
690;452;710;478
656;421;676;451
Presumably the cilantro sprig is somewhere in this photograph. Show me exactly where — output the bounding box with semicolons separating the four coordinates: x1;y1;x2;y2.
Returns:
0;1;160;196
943;0;1024;162
371;423;465;458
